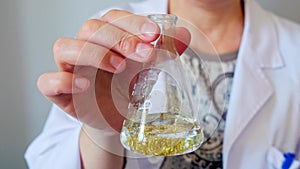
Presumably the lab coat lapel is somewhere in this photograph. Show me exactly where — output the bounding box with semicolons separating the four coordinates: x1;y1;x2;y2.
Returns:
223;0;283;167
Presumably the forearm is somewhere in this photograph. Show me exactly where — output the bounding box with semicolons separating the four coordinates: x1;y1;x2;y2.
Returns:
79;128;125;169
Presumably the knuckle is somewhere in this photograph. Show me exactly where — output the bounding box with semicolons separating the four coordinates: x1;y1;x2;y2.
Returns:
37;73;46;89
117;32;134;54
77;19;103;39
53;38;65;60
52;74;65;95
53;38;63;52
101;9;122;21
87;45;103;67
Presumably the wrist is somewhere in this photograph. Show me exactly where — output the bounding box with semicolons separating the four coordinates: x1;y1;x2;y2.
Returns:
81;124;124;156
79;126;125;169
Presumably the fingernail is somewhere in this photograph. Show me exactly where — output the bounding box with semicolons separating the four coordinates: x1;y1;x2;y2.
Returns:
136;43;152;59
75;78;89;90
140;22;157;37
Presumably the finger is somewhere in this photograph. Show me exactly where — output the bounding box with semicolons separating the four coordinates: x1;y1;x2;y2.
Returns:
37;72;90;96
100;11;190;55
76;19;155;62
53;38;126;73
37;72;90;117
100;10;159;41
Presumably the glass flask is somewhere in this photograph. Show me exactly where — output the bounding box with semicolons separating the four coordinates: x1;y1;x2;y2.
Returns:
120;14;204;156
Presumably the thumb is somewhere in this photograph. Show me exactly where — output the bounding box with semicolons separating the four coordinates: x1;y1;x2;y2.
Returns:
174;27;191;55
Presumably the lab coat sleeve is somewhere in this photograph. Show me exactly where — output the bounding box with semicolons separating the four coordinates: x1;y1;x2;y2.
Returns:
24;104;82;169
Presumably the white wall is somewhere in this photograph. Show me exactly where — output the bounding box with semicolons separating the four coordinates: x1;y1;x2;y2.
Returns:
19;0;129;143
0;0;299;168
0;1;27;168
257;0;300;23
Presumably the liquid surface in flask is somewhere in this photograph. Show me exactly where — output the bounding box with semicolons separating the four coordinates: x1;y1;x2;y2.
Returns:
120;112;204;156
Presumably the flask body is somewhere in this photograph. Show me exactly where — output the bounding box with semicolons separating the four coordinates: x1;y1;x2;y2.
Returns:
120;14;204;156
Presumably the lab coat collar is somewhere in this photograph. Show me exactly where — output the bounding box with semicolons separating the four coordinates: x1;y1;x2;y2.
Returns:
223;0;284;168
243;0;284;68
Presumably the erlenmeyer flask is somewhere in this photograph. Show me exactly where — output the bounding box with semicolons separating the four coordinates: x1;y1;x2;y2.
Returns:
120;14;204;156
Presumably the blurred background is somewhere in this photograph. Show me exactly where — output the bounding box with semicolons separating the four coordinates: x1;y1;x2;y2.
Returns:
0;0;299;168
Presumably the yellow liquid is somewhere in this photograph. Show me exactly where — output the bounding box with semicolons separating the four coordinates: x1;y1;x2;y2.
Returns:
120;113;203;156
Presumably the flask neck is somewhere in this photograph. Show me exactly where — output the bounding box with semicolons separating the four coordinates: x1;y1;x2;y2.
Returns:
148;14;178;55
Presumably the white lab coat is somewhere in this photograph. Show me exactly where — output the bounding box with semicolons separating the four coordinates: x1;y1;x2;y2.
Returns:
25;0;300;168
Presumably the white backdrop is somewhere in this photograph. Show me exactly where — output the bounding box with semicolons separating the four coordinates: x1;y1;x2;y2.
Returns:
0;0;299;168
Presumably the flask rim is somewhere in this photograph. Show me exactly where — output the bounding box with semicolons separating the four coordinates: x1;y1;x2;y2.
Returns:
148;14;178;23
